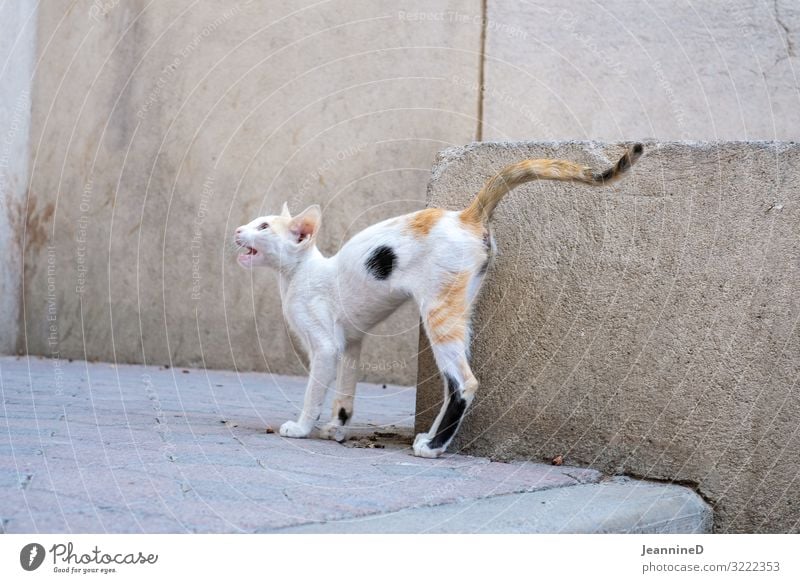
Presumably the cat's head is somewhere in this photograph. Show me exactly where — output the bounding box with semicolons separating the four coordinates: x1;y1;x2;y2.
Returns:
234;203;321;269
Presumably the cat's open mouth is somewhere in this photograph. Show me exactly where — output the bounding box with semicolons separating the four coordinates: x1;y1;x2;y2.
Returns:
235;237;258;258
236;240;259;266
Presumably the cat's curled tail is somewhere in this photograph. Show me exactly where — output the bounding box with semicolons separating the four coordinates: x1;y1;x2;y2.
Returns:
461;143;644;225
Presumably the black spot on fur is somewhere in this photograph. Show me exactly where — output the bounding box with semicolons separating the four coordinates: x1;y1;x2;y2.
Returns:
428;374;467;450
338;407;350;425
594;144;643;183
617;152;633;172
596;168;613;182
365;245;396;280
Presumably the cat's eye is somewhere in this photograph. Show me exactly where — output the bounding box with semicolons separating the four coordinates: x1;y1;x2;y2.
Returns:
257;222;269;231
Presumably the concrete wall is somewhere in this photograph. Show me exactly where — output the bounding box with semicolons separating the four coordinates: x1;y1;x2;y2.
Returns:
0;1;36;354
20;0;481;384
416;141;800;534
480;0;800;141
10;1;800;387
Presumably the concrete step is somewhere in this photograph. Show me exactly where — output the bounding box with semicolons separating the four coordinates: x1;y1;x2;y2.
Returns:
277;479;712;534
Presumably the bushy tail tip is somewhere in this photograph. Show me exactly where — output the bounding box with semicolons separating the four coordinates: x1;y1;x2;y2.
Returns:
592;143;644;184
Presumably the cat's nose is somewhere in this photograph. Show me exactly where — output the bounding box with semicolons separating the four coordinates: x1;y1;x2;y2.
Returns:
235;227;243;234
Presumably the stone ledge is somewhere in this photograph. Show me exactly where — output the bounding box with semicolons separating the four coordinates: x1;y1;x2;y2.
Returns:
416;141;800;534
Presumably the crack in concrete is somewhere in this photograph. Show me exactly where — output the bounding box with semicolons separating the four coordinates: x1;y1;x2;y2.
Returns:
266;477;597;533
476;0;487;141
774;0;796;59
563;470;594;484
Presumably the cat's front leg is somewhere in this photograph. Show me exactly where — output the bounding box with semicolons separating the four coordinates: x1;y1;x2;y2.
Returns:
278;420;312;438
280;347;338;439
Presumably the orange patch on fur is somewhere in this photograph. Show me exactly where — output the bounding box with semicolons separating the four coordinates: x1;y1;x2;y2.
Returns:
459;206;482;227
459;211;486;238
427;272;471;344
407;208;445;238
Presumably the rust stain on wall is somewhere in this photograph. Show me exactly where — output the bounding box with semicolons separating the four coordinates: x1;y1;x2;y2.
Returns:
24;194;55;252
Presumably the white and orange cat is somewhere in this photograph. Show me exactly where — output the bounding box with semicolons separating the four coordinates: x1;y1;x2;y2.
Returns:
234;144;643;458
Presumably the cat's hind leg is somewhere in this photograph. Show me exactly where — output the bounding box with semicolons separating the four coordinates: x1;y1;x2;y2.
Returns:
413;340;478;458
413;272;479;458
319;340;362;443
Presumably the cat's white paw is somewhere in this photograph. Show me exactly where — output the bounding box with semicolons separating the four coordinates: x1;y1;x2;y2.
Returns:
319;422;347;443
412;433;443;458
279;420;311;438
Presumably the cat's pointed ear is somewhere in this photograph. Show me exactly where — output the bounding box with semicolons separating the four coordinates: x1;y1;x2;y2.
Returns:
288;204;321;245
280;201;291;219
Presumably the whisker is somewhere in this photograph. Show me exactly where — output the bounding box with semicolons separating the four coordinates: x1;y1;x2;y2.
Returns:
225;240;247;255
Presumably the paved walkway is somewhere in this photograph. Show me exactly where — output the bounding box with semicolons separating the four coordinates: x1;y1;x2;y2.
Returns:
0;356;710;533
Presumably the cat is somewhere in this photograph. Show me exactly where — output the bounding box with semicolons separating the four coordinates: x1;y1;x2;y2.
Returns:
234;143;643;458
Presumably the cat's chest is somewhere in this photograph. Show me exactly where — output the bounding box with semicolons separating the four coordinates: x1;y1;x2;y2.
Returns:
280;279;331;329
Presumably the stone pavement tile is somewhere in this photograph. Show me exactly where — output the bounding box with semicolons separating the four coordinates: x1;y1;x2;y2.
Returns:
1;484;198;533
138;496;304;533
1;488;102;527
4;507;187;534
7;468;186;510
170;478;286;504
1;356;616;533
0;444;46;457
